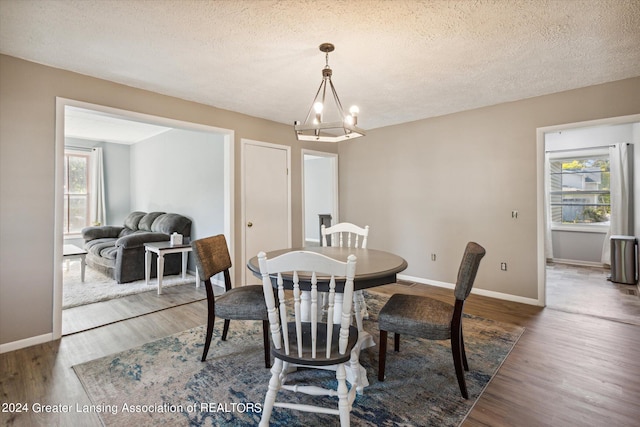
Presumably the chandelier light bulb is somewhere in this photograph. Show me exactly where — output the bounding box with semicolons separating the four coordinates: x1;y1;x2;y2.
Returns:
314;102;324;114
349;105;359;125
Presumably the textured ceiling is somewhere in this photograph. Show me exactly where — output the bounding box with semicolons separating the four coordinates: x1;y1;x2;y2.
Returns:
1;0;639;131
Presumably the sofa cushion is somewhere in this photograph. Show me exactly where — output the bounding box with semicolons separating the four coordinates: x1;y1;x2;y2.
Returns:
139;212;165;231
82;225;123;241
85;238;117;257
123;211;147;231
119;227;137;237
116;231;169;249
152;213;192;237
99;245;119;260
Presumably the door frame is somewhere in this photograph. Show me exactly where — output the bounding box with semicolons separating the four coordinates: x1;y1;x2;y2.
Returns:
53;97;234;339
536;113;640;307
301;149;339;245
240;139;292;284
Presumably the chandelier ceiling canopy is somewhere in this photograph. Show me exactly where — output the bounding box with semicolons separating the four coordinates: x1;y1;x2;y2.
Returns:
294;43;365;143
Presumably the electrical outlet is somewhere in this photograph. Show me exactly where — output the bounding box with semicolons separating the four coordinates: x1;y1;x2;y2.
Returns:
431;253;437;261
501;262;507;271
511;210;518;219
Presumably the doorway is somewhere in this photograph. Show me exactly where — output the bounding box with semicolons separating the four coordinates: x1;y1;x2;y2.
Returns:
537;114;640;311
53;98;234;339
302;150;338;246
241;139;292;285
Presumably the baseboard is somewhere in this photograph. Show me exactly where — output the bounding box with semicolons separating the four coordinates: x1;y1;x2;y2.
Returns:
0;333;53;354
397;273;542;306
549;258;607;268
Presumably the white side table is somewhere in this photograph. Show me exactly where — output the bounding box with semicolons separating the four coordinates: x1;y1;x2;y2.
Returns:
63;244;88;282
144;241;199;295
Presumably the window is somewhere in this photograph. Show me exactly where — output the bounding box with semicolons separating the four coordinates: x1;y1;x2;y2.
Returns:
549;152;610;227
63;150;91;235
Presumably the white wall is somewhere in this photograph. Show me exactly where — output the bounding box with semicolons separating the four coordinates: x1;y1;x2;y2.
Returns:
130;128;226;247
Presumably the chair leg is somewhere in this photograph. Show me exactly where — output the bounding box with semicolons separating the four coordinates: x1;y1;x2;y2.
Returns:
221;319;231;341
461;329;469;371
202;282;216;362
336;363;350;427
259;358;283;427
451;327;469;399
378;330;387;381
262;320;271;368
394;333;400;352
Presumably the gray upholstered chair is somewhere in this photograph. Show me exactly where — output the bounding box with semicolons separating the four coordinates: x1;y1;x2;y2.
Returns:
377;242;486;399
191;235;270;368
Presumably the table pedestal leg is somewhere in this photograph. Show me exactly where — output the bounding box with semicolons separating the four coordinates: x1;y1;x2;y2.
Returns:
300;291;323;322
345;341;369;393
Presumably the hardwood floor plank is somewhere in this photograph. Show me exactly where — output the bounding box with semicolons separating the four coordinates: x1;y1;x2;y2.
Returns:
2;265;639;427
62;284;208;335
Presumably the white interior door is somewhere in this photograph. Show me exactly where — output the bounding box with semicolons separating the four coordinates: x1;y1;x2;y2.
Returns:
242;140;291;284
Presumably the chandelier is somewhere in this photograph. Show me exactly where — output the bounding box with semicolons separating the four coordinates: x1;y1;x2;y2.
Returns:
294;43;365;142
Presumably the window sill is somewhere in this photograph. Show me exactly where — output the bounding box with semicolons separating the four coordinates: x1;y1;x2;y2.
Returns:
551;225;609;234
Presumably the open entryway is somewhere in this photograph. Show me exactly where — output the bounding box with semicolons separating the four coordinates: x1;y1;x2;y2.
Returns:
302;150;338;246
537;114;640;322
54;98;234;338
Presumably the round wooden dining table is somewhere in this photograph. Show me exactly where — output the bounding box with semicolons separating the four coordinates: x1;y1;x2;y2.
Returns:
246;246;408;291
247;246;407;391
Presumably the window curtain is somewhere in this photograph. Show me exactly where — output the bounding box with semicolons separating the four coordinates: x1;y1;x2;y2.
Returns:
90;147;106;226
544;152;554;260
601;143;633;265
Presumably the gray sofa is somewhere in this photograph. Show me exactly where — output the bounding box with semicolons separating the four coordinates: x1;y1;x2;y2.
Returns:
81;211;192;284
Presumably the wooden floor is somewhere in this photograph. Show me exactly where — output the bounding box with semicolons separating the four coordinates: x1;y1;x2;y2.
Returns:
1;266;639;426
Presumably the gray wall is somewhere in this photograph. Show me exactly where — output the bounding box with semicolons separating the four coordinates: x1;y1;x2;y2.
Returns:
0;54;326;348
339;81;640;300
0;53;638;349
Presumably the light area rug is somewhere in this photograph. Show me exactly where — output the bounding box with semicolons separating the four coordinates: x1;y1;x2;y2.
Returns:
63;260;198;309
73;291;524;426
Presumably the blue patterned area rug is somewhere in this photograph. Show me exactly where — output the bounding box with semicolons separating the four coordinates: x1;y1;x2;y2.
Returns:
73;291;524;426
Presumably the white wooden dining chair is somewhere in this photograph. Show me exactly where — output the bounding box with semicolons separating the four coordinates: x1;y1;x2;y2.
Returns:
321;222;369;249
257;250;360;427
321;222;370;327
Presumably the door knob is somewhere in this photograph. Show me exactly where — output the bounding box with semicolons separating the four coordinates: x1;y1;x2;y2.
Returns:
247;222;253;227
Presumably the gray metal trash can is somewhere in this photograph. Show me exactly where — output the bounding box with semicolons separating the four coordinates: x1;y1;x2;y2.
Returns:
610;235;638;285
